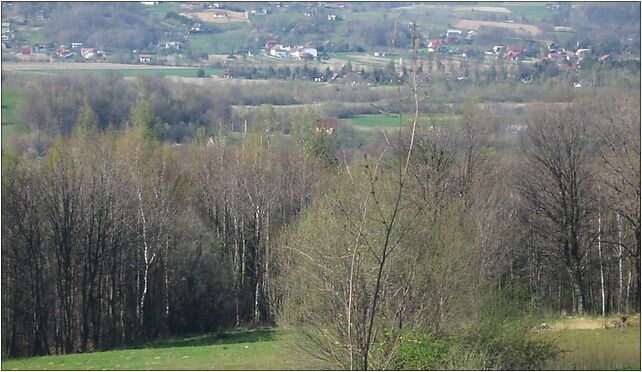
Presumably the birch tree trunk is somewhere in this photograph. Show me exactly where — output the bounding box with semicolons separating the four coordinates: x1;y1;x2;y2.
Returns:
598;210;605;316
617;213;623;314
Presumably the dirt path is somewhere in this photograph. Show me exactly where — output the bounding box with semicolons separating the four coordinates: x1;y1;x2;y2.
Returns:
537;315;640;331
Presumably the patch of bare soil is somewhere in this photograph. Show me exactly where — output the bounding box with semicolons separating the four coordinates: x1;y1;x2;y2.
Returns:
181;9;248;24
455;19;541;36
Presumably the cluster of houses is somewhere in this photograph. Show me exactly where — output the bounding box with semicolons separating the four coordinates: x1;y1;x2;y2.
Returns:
159;40;184;50
425;28;479;57
1;21;12;47
319;2;345;8
427;29;476;53
250;8;269;16
482;45;526;61
11;41;108;61
545;42;589;63
265;41;318;60
52;44;106;61
11;39;186;63
303;9;341;20
543;42;607;70
424;27;598;65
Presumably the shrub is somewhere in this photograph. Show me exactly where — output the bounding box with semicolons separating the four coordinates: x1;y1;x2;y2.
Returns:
393;330;450;370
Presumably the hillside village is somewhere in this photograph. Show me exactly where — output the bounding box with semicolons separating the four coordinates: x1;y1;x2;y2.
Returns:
0;1;638;86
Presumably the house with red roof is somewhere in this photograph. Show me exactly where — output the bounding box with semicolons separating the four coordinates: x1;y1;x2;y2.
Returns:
503;46;525;61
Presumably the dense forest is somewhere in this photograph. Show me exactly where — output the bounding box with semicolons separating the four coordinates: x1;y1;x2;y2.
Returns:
2;57;640;370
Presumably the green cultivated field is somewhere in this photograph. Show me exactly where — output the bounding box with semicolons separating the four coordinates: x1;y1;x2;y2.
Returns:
1;85;28;148
341;113;460;132
1;328;328;371
187;28;250;55
503;2;554;20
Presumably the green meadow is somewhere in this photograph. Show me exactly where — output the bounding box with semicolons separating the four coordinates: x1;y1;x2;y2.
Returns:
341;113;460;132
1;328;328;371
1;85;28;149
547;326;641;370
3;321;639;370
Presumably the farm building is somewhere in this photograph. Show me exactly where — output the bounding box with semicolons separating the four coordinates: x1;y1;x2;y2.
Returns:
138;53;153;63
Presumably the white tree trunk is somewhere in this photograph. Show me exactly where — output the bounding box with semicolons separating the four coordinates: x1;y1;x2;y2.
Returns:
254;205;261;323
233;215;240;327
598;211;605;316
617;213;623;314
626;264;632;313
164;237;170;325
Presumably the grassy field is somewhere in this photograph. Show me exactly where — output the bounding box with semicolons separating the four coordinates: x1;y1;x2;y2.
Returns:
146;2;177;17
341;113;460;132
1;85;23;125
1;85;28;148
503;2;554;21
2;319;639;370
24;29;46;44
547;326;640;370
1;122;29;149
19;67;224;78
187;28;251;54
1;328;328;371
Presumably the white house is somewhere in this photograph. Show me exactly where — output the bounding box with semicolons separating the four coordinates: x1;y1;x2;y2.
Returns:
446;29;462;37
303;47;318;58
270;45;316;59
270;47;288;58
